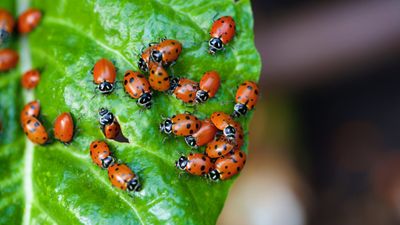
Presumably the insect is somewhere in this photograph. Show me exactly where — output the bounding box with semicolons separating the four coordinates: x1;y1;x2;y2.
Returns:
108;163;141;192
18;8;42;34
21;69;40;89
92;58;116;94
196;71;220;103
89;140;115;169
137;44;158;73
20;100;40;123
233;81;259;117
210;111;237;141
208;16;236;54
22;116;48;145
172;78;199;104
98;108;120;139
205;136;235;158
176;153;213;176
184;119;217;148
160;113;201;136
0;9;15;45
148;63;170;91
123;70;153;109
151;39;182;67
0;48;19;72
209;149;246;181
54;112;74;143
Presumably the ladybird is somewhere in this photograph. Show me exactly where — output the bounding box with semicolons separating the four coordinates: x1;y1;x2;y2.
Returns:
233;81;259;117
18;8;42;34
123;70;153;109
22;116;48;145
185;119;217;148
21;69;40;89
173;78;199;104
208;16;236;54
206;136;235;158
148;63;170;91
176;153;213;176
0;48;19;72
92;58;116;94
209;149;246;181
196;71;221;103
54;112;74;143
138;44;158;73
151;39;182;67
108;163;141;192
89;140;115;169
210;111;236;141
0;9;15;45
20;100;40;123
160;113;201;136
103;121;120;139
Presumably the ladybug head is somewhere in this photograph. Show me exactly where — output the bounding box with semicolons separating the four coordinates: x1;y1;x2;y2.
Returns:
101;156;115;169
127;177;141;192
138;58;148;72
98;82;114;94
99;108;114;126
137;93;152;109
195;90;209;103
150;49;163;63
232;103;248;118
208;37;223;55
209;169;220;181
223;125;236;140
175;156;188;170
184;136;197;147
160;118;173;134
168;77;180;94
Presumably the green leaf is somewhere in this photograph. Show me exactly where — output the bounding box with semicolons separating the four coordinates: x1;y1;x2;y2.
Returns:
0;0;261;224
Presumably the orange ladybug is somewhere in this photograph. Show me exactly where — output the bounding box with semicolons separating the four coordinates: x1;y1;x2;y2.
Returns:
196;71;221;103
151;39;182;67
89;140;115;169
209;149;246;181
22;116;48;145
21;69;40;89
0;48;19;72
20;100;40;123
123;70;153;109
53;112;74;143
98;108;120;139
108;163;141;192
206;136;235;158
176;153;213;176
18;8;42;34
138;44;158;72
184;119;217;148
210;111;237;141
92;58;116;94
0;9;15;44
160;113;201;136
148;63;170;91
233;81;259;117
209;16;236;54
172;78;199;104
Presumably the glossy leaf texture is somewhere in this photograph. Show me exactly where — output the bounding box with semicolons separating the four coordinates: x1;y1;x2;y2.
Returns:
0;0;261;224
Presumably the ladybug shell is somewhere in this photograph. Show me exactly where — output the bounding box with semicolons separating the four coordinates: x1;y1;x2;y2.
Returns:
123;70;151;99
0;9;15;34
93;58;116;84
18;8;42;34
206;137;235;158
149;63;170;91
103;121;120;139
173;78;199;104
171;113;201;136
154;39;182;66
0;48;19;72
108;163;136;190
90;140;112;168
214;149;246;180
22;116;48;145
210;16;236;44
20;100;40;123
199;71;220;98
186;153;213;176
54;112;74;143
235;81;259;110
21;69;40;89
231;121;244;148
210;111;235;131
190;119;218;147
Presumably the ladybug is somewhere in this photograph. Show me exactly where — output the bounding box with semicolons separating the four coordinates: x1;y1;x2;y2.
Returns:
20;100;40;123
137;44;158;73
108;163;141;192
92;58;116;94
172;78;199;104
210;111;237;141
0;9;15;45
98;108;120;139
18;8;42;34
53;112;74;143
160;113;201;136
209;149;246;181
151;39;182;67
21;69;40;89
184;119;217;148
196;71;220;103
89;140;115;169
206;136;235;158
233;81;259;117
123;70;153;109
176;153;213;176
22;116;48;145
0;48;19;72
148;63;170;91
208;16;236;54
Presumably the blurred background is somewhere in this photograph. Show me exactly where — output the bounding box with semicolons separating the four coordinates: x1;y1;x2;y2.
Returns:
219;0;400;224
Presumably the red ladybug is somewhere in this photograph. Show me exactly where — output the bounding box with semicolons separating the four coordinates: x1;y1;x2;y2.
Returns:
98;108;120;139
21;69;40;89
196;71;221;103
89;140;115;169
209;149;246;181
0;9;15;44
137;44;158;72
0;48;19;72
206;136;235;158
92;58;116;94
123;70;153;109
151;39;182;67
210;111;236;141
176;153;213;176
20;100;40;123
108;163;141;192
18;8;42;34
172;78;199;104
21;116;48;145
54;112;74;143
233;81;259;117
160;113;201;136
208;16;236;54
184;119;217;148
148;63;170;91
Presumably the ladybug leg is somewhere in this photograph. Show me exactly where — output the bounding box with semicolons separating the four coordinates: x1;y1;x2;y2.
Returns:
211;13;220;22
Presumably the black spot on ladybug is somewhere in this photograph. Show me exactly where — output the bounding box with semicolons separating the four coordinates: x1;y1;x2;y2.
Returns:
175;49;178;53
137;74;144;78
188;100;193;104
189;93;192;97
174;130;178;133
124;80;127;85
171;41;175;45
129;78;134;83
225;165;228;169
189;153;193;156
158;81;161;84
201;165;205;171
158;72;163;76
239;152;243;158
111;175;114;178
188;168;192;171
190;130;194;134
221;20;225;23
218;151;222;156
151;70;155;74
163;77;168;81
27;119;31;124
186;123;191;129
93;144;98;148
185;116;190;120
217;113;220;116
195;123;199;129
202;156;206;161
228;172;231;175
115;167;119;171
229;24;233;28
255;89;259;95
237;167;241;171
214;145;218;149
